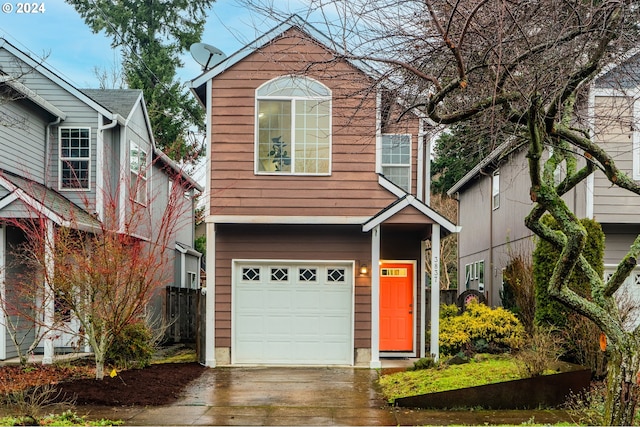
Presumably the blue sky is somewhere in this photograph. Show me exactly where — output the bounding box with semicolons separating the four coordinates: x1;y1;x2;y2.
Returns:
0;0;311;88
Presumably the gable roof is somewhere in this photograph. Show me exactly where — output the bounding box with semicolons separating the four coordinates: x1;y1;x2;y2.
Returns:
82;89;143;120
1;38;202;194
83;89;202;192
446;138;522;195
363;192;460;234
0;38;125;124
189;14;379;104
0;170;101;231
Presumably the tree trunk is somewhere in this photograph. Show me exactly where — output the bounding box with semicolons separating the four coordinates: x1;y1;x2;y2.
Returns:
95;354;105;380
604;347;640;425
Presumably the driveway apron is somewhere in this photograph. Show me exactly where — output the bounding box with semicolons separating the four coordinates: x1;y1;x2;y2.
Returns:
79;366;575;426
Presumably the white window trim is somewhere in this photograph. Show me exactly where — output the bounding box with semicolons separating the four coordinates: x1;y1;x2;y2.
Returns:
58;127;91;191
130;141;148;206
492;169;500;210
478;260;485;291
254;76;333;176
381;133;412;193
187;271;198;289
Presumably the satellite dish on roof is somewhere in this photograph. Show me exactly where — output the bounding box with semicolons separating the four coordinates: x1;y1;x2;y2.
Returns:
190;42;227;70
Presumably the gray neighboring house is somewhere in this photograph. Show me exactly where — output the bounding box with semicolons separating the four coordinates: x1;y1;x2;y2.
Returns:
447;54;640;321
0;38;203;362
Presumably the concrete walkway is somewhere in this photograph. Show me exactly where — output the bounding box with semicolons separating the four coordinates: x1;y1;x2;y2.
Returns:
77;365;575;426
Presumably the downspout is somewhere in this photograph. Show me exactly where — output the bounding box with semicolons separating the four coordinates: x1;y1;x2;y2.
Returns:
97;116;118;221
479;169;493;305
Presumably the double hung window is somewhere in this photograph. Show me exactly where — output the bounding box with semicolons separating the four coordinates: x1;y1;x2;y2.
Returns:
59;128;90;189
256;76;331;174
130;142;148;205
492;170;500;210
381;134;411;191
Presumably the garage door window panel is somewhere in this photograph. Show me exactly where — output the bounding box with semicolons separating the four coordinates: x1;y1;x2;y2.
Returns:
242;267;261;282
299;267;318;283
327;268;346;284
270;267;289;283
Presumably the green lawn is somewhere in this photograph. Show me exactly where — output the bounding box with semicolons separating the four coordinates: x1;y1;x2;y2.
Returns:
378;354;523;402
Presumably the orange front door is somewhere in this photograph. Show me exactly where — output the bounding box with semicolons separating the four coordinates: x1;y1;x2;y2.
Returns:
379;263;414;352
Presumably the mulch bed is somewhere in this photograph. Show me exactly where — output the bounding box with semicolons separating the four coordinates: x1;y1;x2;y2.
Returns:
52;362;206;406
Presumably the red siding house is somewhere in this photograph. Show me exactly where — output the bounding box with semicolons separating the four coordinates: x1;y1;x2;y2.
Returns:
190;16;458;367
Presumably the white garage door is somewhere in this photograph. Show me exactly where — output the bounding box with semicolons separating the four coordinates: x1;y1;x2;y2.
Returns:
233;261;354;365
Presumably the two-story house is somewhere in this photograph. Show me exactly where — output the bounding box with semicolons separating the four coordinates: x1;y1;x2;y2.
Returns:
190;16;458;368
0;38;203;362
447;52;640;318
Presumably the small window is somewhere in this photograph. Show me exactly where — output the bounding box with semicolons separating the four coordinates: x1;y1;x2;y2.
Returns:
327;268;346;283
478;260;485;291
492;170;500;210
382;134;411;191
59;128;90;189
242;267;260;282
187;271;198;289
256;76;331;175
299;268;317;283
271;267;289;282
130;142;148;205
465;264;471;289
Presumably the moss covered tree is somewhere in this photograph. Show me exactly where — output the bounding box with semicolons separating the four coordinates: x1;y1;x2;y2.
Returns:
534;216;605;328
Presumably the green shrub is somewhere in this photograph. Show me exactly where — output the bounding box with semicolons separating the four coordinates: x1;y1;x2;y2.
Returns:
532;215;606;374
106;321;154;369
533;215;604;327
439;301;525;356
440;303;460;319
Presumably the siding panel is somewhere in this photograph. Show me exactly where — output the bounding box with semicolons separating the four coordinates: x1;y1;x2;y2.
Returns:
207;28;422;219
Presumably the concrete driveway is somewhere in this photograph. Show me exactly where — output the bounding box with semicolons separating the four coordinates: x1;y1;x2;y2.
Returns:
80;366;574;426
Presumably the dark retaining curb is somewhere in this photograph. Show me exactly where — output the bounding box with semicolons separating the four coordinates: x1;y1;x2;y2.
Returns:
395;367;592;409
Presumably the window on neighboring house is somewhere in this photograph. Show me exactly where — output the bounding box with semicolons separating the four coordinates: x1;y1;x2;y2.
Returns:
492;169;500;210
187;271;198;289
59;128;90;189
465;263;471;290
256;76;331;174
465;260;485;291
130;142;148;205
382;134;411;191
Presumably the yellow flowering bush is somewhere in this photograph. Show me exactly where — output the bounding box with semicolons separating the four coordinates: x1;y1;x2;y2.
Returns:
439;301;525;355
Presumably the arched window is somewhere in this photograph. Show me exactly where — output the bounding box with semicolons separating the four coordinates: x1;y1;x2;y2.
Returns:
256;76;331;174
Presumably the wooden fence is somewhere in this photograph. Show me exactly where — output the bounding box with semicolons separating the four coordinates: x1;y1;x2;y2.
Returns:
165;287;199;343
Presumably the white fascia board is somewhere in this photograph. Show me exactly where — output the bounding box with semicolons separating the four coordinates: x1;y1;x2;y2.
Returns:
0;39;115;119
0;192;18;211
405;196;461;234
176;242;201;257
362;198;411;232
190;15;379;91
594;47;640;82
378;175;406;197
362;194;460;234
0;76;67;120
591;87;640;98
207;215;370;225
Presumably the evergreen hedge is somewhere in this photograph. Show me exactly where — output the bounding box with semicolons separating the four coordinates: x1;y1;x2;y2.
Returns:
533;214;604;328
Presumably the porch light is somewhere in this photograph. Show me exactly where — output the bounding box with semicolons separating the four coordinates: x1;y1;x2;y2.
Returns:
359;263;369;276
